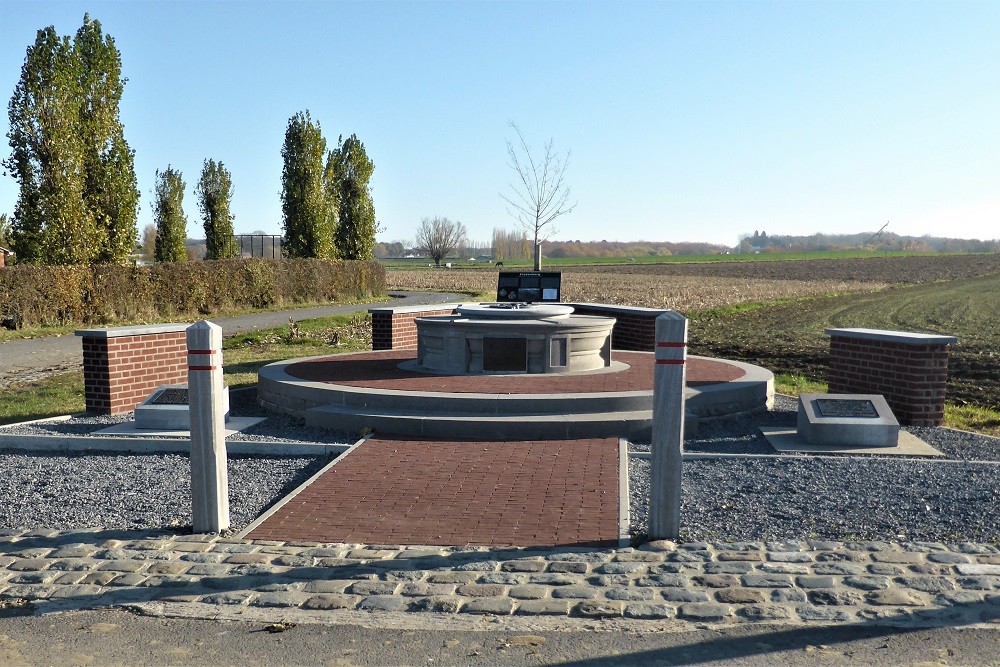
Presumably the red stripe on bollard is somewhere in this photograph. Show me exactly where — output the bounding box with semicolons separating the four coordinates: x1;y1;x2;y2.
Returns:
188;365;218;371
656;342;686;348
187;349;217;355
655;359;685;365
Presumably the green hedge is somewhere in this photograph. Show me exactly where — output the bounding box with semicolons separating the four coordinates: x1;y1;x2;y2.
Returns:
0;258;386;329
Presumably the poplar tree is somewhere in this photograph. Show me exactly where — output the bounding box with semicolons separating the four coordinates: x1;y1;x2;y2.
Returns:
196;159;237;259
153;167;188;263
74;15;139;264
5;27;93;265
330;134;376;260
4;14;138;265
280;111;336;259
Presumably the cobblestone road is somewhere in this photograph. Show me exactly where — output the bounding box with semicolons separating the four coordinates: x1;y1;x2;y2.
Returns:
3;529;999;629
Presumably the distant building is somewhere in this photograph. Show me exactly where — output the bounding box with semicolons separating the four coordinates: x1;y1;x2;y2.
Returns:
0;246;12;268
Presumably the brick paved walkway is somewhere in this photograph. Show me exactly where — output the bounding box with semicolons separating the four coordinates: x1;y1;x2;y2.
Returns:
246;437;623;548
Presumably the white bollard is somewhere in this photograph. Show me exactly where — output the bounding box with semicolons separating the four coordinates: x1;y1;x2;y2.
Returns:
187;320;230;533
649;311;687;540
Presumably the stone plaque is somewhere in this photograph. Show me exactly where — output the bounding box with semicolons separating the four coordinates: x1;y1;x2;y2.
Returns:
150;388;189;405
483;337;527;372
813;398;878;419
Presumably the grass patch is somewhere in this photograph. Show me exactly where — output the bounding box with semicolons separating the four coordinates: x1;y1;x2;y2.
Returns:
222;312;371;389
0;312;373;424
944;404;1000;438
0;371;85;426
774;374;828;396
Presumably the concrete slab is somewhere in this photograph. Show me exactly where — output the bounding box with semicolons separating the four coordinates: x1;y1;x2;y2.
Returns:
760;426;944;457
797;393;899;447
92;416;265;438
135;384;230;430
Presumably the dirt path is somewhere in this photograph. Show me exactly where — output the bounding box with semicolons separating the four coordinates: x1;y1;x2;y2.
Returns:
0;291;463;391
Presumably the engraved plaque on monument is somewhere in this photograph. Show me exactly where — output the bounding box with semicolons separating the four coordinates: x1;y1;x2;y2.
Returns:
813;398;879;419
483;337;528;372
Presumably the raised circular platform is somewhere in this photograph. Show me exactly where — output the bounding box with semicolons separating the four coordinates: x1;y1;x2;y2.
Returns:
257;349;774;441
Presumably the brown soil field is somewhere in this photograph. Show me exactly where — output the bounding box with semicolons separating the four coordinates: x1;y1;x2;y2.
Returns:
388;270;887;312
565;253;1000;284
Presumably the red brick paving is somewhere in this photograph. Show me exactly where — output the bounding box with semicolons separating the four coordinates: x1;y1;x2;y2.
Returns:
246;437;622;548
286;350;743;393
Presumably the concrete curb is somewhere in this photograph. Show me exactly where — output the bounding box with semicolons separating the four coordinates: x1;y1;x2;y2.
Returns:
0;432;348;456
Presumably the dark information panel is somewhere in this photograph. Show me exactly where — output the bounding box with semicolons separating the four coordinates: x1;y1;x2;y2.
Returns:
814;398;879;419
496;272;561;303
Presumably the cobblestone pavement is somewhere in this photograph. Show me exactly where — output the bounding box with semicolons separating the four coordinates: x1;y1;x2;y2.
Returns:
2;529;999;629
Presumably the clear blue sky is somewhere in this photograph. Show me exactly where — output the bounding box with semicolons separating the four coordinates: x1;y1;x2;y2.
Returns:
2;0;998;247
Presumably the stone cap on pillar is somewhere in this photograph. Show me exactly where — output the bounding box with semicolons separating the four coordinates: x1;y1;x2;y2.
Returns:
187;320;223;351
824;328;957;345
75;323;189;338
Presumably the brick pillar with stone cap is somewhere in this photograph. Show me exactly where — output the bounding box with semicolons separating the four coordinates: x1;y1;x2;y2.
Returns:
187;320;230;533
826;328;958;427
649;311;687;540
75;323;189;414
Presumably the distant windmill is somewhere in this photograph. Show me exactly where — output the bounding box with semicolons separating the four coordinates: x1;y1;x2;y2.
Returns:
865;221;889;248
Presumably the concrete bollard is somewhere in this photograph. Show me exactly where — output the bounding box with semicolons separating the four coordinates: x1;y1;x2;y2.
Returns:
187;320;230;533
649;311;687;540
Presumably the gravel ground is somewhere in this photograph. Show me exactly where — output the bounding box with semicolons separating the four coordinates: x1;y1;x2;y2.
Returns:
1;452;331;533
0;388;344;534
4;393;1000;543
628;395;1000;542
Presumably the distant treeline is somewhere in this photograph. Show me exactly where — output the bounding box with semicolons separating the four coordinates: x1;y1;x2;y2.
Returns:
545;240;728;258
740;230;1000;254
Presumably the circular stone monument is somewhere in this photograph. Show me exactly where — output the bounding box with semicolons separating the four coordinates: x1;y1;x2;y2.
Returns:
410;302;616;375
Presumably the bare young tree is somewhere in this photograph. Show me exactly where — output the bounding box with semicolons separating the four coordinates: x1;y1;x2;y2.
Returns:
415;216;467;267
500;122;576;270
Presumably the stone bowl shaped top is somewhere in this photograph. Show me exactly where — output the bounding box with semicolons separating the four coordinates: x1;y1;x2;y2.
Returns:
456;302;575;320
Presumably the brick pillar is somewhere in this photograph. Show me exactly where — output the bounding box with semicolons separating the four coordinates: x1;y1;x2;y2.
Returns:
368;305;459;350
825;328;957;427
76;324;190;415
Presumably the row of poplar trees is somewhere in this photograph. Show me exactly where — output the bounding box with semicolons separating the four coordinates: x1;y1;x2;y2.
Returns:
281;111;376;261
5;16;377;266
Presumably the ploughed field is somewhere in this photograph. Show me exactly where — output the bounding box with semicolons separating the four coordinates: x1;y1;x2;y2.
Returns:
388;254;1000;411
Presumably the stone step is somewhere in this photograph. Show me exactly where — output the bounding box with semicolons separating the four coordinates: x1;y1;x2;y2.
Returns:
259;379;656;416
303;405;698;441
